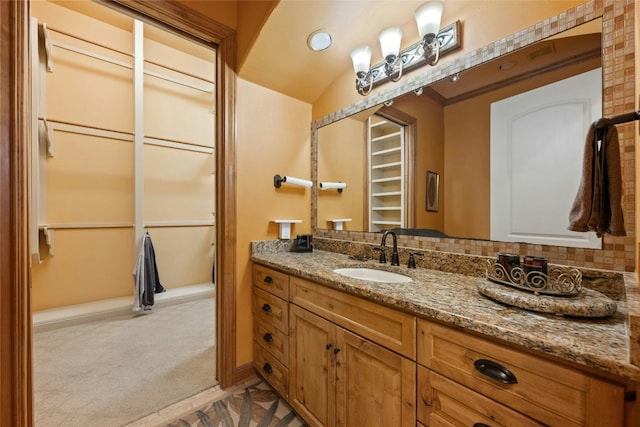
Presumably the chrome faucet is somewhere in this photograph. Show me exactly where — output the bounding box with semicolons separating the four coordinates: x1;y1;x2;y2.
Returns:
378;230;400;266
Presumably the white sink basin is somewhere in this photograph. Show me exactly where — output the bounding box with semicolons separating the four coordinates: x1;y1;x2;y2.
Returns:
333;268;412;283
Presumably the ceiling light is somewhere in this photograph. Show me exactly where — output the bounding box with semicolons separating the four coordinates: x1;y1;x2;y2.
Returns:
307;30;332;51
350;1;461;96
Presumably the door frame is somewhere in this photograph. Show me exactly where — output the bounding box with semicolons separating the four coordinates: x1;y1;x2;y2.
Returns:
0;1;238;425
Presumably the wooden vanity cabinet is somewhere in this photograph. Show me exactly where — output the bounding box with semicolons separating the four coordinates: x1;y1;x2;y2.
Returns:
252;264;290;397
417;319;626;427
252;263;634;426
290;304;416;427
289;276;416;427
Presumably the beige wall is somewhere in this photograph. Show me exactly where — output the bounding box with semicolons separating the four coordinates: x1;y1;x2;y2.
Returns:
389;95;445;231
31;1;216;311
236;78;311;365
317;117;365;231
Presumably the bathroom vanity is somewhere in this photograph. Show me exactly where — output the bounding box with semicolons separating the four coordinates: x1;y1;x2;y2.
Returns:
251;247;640;427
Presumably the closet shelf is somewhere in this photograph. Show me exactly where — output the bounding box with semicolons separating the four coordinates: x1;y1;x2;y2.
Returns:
372;176;401;183
371;146;402;156
372;161;402;170
371;131;402;143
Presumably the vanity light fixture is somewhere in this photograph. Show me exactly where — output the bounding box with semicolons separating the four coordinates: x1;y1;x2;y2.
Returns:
350;1;461;96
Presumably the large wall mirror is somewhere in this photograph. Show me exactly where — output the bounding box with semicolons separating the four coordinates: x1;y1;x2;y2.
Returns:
311;1;637;271
314;16;610;251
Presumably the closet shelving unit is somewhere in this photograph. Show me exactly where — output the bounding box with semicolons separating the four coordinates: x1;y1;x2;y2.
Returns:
367;114;405;233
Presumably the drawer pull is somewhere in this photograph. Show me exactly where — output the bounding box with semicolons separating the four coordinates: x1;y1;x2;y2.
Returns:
263;363;273;374
264;276;274;284
474;359;518;384
263;333;273;343
262;303;272;313
473;424;490;427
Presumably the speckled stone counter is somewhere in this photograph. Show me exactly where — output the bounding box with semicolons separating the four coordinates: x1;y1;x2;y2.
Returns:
251;241;640;383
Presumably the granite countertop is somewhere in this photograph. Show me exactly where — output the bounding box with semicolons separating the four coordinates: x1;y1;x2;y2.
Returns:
251;248;640;382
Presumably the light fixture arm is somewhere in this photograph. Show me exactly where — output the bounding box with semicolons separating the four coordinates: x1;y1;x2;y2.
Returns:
353;20;460;96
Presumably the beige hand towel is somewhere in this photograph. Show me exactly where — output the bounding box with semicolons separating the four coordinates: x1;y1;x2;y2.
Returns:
568;122;625;237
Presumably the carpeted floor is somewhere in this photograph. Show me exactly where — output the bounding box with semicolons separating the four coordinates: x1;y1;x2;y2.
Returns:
33;297;216;426
163;380;307;427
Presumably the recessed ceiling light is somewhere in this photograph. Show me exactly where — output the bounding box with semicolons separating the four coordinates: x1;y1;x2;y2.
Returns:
307;30;332;52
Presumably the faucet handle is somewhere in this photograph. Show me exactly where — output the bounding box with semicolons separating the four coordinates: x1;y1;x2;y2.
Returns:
374;247;387;264
407;252;424;269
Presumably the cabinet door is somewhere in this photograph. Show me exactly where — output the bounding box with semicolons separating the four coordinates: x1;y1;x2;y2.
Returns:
289;305;336;427
335;328;416;427
417;366;543;427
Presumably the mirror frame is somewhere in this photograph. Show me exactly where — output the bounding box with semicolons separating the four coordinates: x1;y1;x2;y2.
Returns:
310;0;636;272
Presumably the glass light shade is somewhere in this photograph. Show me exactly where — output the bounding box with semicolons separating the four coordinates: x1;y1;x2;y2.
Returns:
350;46;372;75
415;1;444;38
378;26;403;60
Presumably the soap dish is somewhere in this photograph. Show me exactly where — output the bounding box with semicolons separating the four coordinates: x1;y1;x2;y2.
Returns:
485;259;582;297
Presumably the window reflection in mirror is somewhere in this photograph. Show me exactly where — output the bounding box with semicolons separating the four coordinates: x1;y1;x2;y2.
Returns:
316;18;602;248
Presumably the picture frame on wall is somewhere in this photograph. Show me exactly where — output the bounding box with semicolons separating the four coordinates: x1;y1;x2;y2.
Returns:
426;171;439;212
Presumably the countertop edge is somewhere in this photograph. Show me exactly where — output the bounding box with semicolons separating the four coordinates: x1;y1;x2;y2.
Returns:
251;250;640;383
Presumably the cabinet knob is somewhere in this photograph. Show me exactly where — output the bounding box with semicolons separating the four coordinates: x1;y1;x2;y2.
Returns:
262;363;273;374
262;303;272;313
263;333;273;343
326;343;333;350
473;359;518;384
264;275;273;284
333;347;341;355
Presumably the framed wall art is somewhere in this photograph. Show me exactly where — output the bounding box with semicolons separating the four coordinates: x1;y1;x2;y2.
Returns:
426;171;439;212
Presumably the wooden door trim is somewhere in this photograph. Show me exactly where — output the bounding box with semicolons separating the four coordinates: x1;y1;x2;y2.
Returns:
104;0;238;389
0;0;32;425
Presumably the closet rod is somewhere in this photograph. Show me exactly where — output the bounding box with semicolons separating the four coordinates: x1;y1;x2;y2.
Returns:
52;41;133;70
38;119;134;142
144;135;214;153
144;221;215;228
145;59;214;85
40;223;134;230
595;110;640;129
45;25;133;59
144;69;213;93
45;25;213;94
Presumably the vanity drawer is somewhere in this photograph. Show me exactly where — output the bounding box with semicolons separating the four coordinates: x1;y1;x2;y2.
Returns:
253;264;289;300
290;276;416;359
254;342;289;398
252;287;288;334
254;321;289;367
417;366;543;427
417;319;624;427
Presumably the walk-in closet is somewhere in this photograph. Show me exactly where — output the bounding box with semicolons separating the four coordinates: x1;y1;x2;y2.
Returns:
29;1;218;424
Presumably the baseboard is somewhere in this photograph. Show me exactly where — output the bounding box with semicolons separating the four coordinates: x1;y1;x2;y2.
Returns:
32;283;215;333
235;362;257;386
